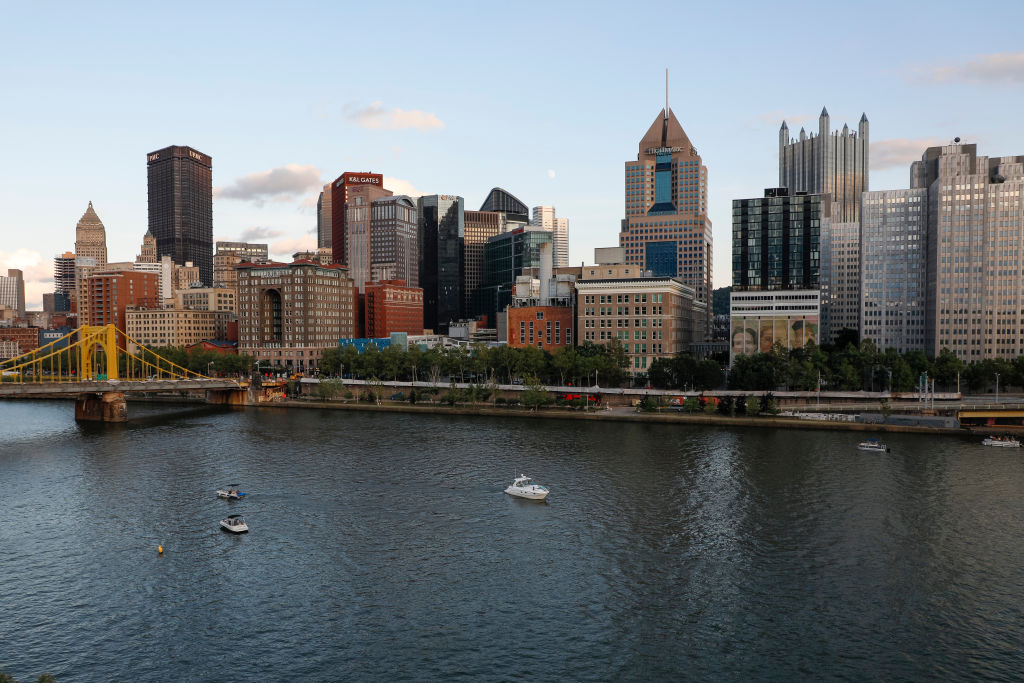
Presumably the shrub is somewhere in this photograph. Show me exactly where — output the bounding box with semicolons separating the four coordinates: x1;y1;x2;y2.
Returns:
745;396;761;416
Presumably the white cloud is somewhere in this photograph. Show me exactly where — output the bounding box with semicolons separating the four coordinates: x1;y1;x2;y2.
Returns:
384;176;425;198
0;248;53;310
216;164;323;204
344;101;444;131
547;169;556;179
871;137;949;170
269;235;318;260
911;51;1024;84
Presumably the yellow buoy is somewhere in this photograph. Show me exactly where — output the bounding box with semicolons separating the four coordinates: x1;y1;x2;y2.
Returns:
158;545;163;554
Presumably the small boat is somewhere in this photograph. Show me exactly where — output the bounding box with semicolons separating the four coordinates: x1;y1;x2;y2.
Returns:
857;438;889;453
216;486;246;499
504;474;550;500
220;514;249;533
982;436;1021;447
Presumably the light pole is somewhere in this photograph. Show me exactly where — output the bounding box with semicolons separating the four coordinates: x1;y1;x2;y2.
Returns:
207;361;214;377
995;372;1000;403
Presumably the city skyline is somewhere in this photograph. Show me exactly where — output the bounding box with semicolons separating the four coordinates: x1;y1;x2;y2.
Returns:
2;2;1024;309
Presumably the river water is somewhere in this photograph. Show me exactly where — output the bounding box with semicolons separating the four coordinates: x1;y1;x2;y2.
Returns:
1;400;1023;681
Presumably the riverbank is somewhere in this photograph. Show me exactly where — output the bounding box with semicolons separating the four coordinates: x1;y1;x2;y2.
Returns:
253;398;969;435
0;393;973;435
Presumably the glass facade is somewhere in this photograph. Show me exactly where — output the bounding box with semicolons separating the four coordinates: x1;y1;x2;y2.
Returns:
645;240;677;277
479;187;529;222
417;195;464;333
147;146;214;286
732;189;825;292
859;189;927;352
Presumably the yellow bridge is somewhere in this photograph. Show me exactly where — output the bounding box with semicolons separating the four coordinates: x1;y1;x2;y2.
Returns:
0;324;246;421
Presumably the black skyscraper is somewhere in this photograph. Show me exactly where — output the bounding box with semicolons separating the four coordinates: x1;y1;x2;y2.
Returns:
147;145;213;285
417;195;464;333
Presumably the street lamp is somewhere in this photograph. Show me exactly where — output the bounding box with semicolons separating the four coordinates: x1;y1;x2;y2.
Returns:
207;361;214;377
995;372;1000;403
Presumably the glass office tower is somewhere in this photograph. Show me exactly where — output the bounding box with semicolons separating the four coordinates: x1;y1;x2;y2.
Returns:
146;146;214;286
417;195;464;333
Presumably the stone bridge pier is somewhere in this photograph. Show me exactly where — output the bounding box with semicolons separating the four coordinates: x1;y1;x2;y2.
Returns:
75;392;127;423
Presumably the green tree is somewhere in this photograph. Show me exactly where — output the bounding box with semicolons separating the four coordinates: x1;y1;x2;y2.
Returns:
520;376;551;411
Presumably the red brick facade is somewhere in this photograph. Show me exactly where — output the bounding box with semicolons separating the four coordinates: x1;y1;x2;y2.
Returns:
363;280;424;337
0;327;40;354
87;271;160;331
508;306;574;349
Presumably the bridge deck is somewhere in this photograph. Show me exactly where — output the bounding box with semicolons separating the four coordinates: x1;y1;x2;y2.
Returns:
0;379;242;396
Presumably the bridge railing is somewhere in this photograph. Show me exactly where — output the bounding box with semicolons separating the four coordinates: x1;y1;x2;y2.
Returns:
0;325;214;384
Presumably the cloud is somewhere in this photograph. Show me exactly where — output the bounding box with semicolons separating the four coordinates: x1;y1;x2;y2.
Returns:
344;101;444;130
0;248;53;310
216;164;323;203
238;226;285;242
384;176;425;198
547;169;556;179
910;51;1024;84
269;235;318;260
871;137;950;170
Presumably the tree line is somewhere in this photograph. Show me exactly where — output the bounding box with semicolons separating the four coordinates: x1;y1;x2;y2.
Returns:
320;340;632;388
724;340;1010;393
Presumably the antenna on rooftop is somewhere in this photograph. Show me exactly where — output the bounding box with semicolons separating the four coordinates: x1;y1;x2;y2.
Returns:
665;68;669;120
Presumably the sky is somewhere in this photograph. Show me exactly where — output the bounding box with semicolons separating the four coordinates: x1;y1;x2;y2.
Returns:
2;0;1024;309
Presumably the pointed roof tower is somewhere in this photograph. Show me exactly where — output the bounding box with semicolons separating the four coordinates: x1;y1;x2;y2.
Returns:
639;108;694;158
75;201;108;266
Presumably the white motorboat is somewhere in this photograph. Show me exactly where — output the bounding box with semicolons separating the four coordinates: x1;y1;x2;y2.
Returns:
857;438;889;453
220;514;249;533
982;436;1021;447
504;474;549;500
216;487;246;500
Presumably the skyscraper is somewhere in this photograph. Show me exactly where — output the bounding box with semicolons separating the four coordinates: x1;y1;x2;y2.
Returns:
344;183;394;291
74;201;107;267
618;106;712;332
53;252;76;296
912;142;1024;360
137;231;157;263
370;195;418;287
479;187;529;222
329;172;383;266
316;183;332;249
0;269;26;317
859;189;928;353
417;195;464;333
779;109;869;223
531;206;569;267
779;109;869;342
463;210;501;316
730;188;827;360
146;146;214;286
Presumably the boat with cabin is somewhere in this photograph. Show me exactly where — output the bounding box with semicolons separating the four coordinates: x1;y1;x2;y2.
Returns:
982;436;1021;447
220;514;249;533
857;438;889;453
504;474;550;500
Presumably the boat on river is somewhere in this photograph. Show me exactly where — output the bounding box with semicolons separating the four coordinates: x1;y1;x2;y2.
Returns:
857;438;889;453
504;474;550;500
220;514;249;533
217;487;246;499
982;436;1021;447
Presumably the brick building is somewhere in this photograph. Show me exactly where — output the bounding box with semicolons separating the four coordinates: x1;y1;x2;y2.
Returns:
236;261;356;371
0;327;40;355
364;280;424;337
86;271;161;331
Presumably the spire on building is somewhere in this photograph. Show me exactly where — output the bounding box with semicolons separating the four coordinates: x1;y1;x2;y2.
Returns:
820;106;829;117
860;112;868;123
